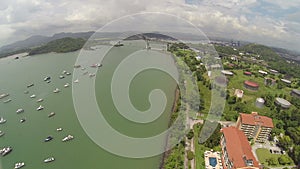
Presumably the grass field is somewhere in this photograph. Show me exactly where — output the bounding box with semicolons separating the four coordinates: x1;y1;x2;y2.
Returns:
199;67;298;121
256;148;294;167
194;125;211;169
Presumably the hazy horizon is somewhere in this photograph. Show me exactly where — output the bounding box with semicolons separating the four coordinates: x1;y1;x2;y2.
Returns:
0;0;300;52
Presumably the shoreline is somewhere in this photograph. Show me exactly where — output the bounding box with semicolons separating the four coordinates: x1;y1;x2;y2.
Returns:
159;86;180;169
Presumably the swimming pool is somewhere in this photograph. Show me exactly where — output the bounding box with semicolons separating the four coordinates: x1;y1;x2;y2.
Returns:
209;157;217;167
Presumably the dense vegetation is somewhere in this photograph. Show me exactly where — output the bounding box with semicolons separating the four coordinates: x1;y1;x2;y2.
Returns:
240;44;300;78
216;44;300;166
29;37;86;55
163;42;300;168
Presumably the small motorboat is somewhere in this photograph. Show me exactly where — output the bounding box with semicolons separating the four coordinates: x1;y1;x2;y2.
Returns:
53;88;60;93
44;157;55;163
36;98;43;102
0;130;5;137
44;76;51;81
44;136;53;142
3;99;12;103
16;109;24;114
64;83;70;88
37;105;44;111
27;83;34;88
14;162;25;169
0;117;6;124
48;112;55;118
20;118;26;123
62;135;74;142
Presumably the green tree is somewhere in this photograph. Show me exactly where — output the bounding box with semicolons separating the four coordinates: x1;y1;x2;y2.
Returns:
278;155;291;165
228;96;237;104
267;157;279;166
187;150;195;160
186;130;194;140
278;135;293;150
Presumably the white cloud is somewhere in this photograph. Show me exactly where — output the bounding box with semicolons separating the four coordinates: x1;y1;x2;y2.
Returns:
0;0;299;52
263;0;300;9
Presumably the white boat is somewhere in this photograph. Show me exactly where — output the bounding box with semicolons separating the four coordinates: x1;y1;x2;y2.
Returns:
27;83;34;88
53;88;60;93
59;75;65;79
16;109;24;114
62;70;67;74
66;72;71;76
0;117;6;124
74;79;79;83
44;157;55;163
30;94;36;98
0;147;12;156
44;76;51;81
64;83;70;88
14;162;25;169
0;130;4;137
48;112;55;117
0;93;9;99
74;64;81;68
36;98;43;102
91;63;102;67
89;73;95;77
20;118;26;123
56;128;63;131
62;135;74;142
37;105;44;111
3;99;12;103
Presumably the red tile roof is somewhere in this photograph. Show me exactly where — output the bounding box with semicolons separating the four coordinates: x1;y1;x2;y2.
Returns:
240;112;274;128
221;127;260;168
244;80;259;88
244;71;252;75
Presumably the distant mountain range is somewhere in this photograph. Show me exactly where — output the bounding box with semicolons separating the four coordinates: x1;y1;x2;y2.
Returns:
0;31;95;56
0;31;299;62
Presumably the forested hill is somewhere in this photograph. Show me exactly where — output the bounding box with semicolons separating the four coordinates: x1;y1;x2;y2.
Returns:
240;44;300;78
241;44;281;61
28;37;86;55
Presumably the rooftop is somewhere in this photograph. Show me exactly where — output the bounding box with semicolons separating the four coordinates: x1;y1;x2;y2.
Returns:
221;127;260;168
292;89;300;95
281;79;291;84
244;80;259;88
275;97;291;107
258;70;268;75
221;70;234;76
244;71;252;75
240;112;273;128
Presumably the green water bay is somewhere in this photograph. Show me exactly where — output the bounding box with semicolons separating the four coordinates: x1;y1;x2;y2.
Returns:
0;42;177;169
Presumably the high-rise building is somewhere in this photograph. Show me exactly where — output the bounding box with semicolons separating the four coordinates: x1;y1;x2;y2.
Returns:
220;127;260;169
236;112;273;143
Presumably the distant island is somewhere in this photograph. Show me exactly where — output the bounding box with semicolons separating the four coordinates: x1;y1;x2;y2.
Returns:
28;37;86;55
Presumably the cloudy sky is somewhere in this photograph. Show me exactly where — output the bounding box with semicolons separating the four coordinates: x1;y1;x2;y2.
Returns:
0;0;300;51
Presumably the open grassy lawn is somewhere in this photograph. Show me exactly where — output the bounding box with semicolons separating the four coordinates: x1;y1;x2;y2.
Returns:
200;68;298;121
256;148;294;167
194;125;211;169
197;82;211;115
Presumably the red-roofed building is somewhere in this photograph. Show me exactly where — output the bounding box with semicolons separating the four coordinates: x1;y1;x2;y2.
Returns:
244;71;252;76
244;80;259;91
236;112;273;143
220;127;260;169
